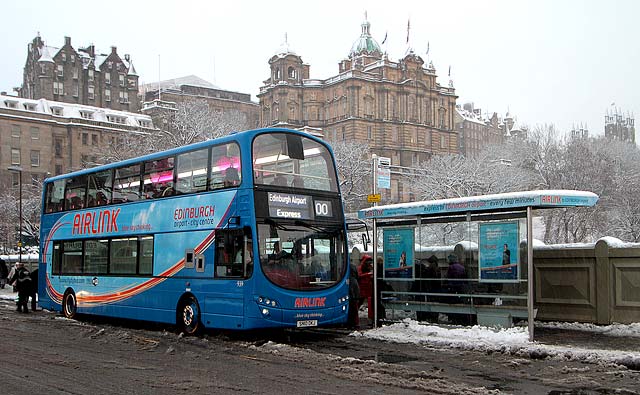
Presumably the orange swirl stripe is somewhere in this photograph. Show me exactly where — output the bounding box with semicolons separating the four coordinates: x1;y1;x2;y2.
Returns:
47;228;217;307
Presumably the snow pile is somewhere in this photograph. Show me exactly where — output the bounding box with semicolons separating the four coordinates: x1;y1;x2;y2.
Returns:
539;321;640;338
356;319;640;369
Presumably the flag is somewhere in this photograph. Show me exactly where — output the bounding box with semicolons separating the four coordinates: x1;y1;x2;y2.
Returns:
381;32;387;45
426;41;429;55
406;19;410;43
610;102;615;106
448;65;451;77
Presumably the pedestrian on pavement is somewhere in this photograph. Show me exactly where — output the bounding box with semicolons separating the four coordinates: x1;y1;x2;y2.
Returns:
29;268;38;311
358;255;374;324
0;257;8;289
8;262;32;313
347;261;360;329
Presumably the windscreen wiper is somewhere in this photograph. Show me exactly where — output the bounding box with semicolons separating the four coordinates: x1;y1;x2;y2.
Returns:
294;219;325;233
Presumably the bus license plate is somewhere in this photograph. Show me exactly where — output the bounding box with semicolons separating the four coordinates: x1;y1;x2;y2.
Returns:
296;320;318;328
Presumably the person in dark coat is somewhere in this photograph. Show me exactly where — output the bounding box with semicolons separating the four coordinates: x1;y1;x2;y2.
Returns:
8;262;32;313
346;262;361;329
0;258;8;289
358;255;374;323
28;268;38;311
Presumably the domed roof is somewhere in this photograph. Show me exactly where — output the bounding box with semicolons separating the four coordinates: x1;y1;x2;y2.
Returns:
349;20;382;58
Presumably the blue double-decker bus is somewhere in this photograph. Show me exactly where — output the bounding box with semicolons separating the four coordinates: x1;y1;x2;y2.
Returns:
38;128;349;334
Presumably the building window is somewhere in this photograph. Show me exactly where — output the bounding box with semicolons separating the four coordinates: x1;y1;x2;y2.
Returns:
119;74;125;87
80;111;93;119
55;139;63;158
105;89;111;102
11;125;22;145
440;135;446;149
367;126;372;140
31;150;40;167
82;133;88;145
11;148;20;165
30;127;40;140
119;91;128;103
4;100;17;109
88;85;95;100
73;84;79;97
70;54;75;63
105;73;111;85
40;64;47;75
73;68;78;80
53;81;64;95
106;115;126;124
128;77;136;89
61;52;66;62
55;164;62;175
23;103;37;111
56;64;64;77
92;134;98;145
341;126;346;141
88;69;94;82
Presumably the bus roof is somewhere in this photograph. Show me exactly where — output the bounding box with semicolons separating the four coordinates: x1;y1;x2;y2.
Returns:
43;127;326;183
358;190;599;220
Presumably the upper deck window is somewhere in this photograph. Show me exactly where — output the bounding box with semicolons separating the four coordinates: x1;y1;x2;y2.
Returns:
252;133;337;192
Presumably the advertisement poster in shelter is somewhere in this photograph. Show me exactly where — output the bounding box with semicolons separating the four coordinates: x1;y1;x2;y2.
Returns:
383;228;414;279
479;221;519;282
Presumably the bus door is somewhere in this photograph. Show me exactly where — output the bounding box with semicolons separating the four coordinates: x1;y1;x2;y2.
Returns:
206;229;252;320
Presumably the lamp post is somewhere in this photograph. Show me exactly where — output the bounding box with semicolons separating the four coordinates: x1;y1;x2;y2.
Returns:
7;166;23;264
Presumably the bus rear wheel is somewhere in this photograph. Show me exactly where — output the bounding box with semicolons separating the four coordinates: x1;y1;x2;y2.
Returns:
178;296;201;335
62;291;77;319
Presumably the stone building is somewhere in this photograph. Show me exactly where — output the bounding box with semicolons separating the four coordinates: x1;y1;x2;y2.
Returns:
18;34;141;113
605;107;635;144
455;103;504;157
141;75;260;132
0;94;155;189
257;19;458;203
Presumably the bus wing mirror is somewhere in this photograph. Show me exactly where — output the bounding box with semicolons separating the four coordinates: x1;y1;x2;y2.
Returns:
362;234;370;252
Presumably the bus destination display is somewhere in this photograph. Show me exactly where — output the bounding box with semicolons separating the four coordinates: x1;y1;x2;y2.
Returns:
268;192;333;220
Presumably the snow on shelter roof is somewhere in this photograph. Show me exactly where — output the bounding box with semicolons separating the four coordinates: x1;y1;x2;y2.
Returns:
358;190;599;220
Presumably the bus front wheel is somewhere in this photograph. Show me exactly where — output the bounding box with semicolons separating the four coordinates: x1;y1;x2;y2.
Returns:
178;296;201;335
62;290;77;319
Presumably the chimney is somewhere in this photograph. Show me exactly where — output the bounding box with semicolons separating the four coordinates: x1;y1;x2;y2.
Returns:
111;46;117;55
65;36;71;46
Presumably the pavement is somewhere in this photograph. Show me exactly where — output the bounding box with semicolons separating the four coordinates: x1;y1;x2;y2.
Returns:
2;284;638;356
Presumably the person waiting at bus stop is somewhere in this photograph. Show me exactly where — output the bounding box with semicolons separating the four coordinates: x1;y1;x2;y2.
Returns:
358;255;374;325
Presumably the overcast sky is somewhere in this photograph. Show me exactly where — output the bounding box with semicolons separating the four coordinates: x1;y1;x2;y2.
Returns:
1;0;638;138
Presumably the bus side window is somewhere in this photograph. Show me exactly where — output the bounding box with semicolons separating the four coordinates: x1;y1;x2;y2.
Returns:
210;143;241;190
214;230;251;278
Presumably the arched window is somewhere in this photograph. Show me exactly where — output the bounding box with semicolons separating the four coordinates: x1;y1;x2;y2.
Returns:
288;67;297;79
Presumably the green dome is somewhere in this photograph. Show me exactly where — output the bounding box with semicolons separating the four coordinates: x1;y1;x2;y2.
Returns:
349;20;382;58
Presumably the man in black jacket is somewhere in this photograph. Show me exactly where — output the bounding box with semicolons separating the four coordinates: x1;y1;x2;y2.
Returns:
8;263;32;313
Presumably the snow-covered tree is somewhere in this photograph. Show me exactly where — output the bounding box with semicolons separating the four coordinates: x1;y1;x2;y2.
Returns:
327;139;371;213
0;181;42;252
92;98;249;165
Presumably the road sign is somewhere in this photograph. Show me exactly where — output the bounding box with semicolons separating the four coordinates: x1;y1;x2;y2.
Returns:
377;157;391;189
367;194;381;203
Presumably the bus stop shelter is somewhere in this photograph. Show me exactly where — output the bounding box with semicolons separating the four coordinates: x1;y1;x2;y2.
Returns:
358;190;599;340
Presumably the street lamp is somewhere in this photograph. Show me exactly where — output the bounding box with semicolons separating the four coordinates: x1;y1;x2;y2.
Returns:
7;165;23;264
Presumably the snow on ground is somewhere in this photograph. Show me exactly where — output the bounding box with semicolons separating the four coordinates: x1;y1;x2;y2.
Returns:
355;319;640;369
538;321;640;338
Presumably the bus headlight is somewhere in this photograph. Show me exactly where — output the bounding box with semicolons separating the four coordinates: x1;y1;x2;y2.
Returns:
257;296;279;308
262;308;270;316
